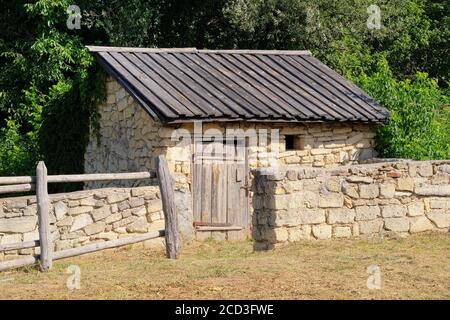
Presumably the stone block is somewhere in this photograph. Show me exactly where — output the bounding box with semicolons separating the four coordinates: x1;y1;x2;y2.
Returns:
54;201;68;220
415;185;450;196
288;225;311;241
106;193;129;204
146;199;163;213
104;212;122;224
397;178;414;192
426;213;450;228
327;208;355;224
70;214;94;232
312;225;332;239
417;164;433;177
127;217;148;233
384;217;410;232
409;216;434;233
381;205;407;218
69;206;93;216
92;206;111;221
407;202;425;217
333;226;352;238
318;193;344;208
84;222;106;236
359;184;379;199
299;209;326;224
355;206;380;221
358;219;383;234
0;216;37;233
56;215;74;227
379;183;396;199
0;234;22;245
129;197;145;208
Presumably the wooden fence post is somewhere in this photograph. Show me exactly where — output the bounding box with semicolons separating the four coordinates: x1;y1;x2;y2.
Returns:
156;155;180;259
36;161;52;270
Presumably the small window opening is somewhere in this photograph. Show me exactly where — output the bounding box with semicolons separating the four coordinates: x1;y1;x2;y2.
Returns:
285;135;305;151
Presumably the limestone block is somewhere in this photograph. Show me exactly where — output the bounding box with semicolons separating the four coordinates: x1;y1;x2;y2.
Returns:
312;225;332;239
426;213;450;228
417;164;433;177
23;230;40;242
132;206;147;217
112;216;138;229
129;197;145;208
415;185;450;196
6;199;28;210
327;208;355;224
80;197;97;207
299;209;326;224
355;205;380;221
69;206;93;216
409;216;434;233
104;212;122;224
106;193;129;204
358;219;383;234
93;232;119;241
54;201;68;220
0;234;22;245
318;193;344;208
288;225;311;241
333;226;352;238
0;216;37;233
70;214;94;232
310;148;332;156
56;215;74;227
359;184;379;199
381;205;407;218
91;206;111;221
118;200;130;211
407;202;425;216
145;198;162;214
84;222;107;236
397;178;415;192
344;185;359;198
379;183;396;199
429;199;447;209
384;217;410;232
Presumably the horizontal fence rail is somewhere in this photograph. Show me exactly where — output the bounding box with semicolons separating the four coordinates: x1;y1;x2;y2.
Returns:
0;155;179;272
0;171;156;194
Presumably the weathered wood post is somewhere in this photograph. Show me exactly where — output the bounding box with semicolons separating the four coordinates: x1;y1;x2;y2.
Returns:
156;155;180;259
36;161;52;270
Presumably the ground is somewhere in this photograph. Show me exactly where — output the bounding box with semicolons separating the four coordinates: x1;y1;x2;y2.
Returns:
0;232;449;299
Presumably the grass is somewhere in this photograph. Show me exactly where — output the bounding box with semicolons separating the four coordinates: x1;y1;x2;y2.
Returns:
0;232;449;299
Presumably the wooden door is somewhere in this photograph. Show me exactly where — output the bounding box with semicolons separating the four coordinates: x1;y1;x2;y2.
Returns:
192;138;249;240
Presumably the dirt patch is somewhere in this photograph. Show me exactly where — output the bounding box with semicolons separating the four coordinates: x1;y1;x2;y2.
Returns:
0;232;449;299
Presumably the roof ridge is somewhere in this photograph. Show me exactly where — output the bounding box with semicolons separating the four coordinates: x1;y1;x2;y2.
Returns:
86;46;311;55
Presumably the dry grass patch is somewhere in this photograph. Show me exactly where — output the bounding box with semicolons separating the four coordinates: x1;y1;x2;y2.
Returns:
0;232;449;299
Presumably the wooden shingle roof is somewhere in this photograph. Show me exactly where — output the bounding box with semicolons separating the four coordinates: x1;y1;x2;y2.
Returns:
88;46;390;123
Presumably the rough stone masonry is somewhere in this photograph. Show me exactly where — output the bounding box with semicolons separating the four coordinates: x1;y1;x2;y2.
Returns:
252;160;450;249
0;186;170;261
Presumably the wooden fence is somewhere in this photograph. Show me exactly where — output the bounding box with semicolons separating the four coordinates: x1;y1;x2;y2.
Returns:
0;155;180;272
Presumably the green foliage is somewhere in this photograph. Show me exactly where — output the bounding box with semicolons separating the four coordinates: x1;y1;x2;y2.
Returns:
356;58;450;159
0;119;37;176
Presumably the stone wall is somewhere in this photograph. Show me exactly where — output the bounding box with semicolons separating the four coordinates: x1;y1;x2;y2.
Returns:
0;186;166;261
85;78;378;184
252;160;450;249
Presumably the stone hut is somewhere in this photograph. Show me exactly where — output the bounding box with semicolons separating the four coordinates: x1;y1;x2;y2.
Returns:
85;47;390;240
